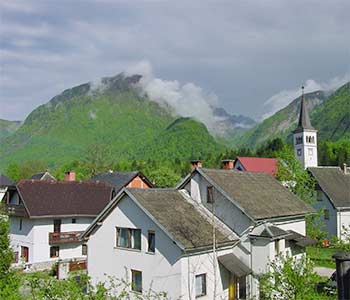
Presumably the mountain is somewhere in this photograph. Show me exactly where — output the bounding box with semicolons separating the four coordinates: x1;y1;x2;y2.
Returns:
211;107;256;140
0;74;225;169
0;119;21;143
312;82;350;141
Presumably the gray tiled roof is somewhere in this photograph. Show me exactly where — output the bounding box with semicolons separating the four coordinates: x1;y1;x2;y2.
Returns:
0;174;15;187
30;172;56;181
309;167;350;208
92;171;152;191
199;168;314;220
250;224;288;239
128;188;236;250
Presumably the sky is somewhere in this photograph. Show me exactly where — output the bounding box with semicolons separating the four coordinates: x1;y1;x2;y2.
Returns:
1;0;349;121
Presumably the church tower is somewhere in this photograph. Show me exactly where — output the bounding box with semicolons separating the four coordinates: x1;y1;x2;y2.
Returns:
293;86;318;169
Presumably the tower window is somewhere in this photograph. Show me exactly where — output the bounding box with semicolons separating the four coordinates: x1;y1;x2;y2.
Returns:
297;149;302;156
308;148;313;156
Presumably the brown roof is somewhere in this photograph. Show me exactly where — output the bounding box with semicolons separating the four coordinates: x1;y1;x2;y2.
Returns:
126;189;236;250
309;167;350;208
198;168;314;220
17;180;113;218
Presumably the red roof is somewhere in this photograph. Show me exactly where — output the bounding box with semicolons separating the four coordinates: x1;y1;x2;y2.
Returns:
236;157;278;176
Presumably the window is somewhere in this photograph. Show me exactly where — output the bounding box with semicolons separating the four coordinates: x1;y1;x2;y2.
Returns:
72;218;76;224
19;219;22;231
116;227;141;250
53;219;61;233
195;274;206;297
82;244;87;256
297;149;302;156
308;148;313;156
131;270;142;293
238;276;247;299
50;246;60;258
324;209;330;220
274;240;280;257
207;186;214;204
295;137;302;145
21;246;29;262
148;231;155;253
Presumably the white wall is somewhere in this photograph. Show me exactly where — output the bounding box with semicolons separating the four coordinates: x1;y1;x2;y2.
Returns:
10;216;92;264
293;130;318;169
185;173;252;236
273;218;306;235
338;209;350;240
87;194;183;299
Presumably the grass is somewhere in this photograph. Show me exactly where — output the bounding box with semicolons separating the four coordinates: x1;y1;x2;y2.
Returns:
306;246;341;269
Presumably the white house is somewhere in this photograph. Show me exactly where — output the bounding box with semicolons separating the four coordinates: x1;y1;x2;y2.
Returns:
83;167;314;299
8;174;113;268
309;165;350;239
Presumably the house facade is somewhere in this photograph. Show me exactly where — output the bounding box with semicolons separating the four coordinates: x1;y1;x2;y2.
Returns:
8;178;113;267
0;174;16;203
83;167;314;299
309;166;350;239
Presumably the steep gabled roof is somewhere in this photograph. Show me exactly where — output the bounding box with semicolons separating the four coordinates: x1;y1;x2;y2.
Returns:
0;174;15;187
83;188;237;251
309;167;350;209
17;180;113;218
92;171;153;191
236;157;278;176
180;168;313;221
30;172;56;181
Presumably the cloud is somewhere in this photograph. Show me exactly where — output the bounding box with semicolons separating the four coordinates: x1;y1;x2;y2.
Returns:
126;61;219;131
262;74;350;120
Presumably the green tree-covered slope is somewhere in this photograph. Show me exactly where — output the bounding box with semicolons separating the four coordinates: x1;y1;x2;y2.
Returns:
0;119;21;143
0;74;224;169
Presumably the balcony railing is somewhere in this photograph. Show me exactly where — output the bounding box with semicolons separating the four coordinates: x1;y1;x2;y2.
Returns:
6;204;27;217
49;231;84;245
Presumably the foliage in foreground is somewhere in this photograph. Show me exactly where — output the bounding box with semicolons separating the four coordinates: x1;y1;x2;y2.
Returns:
23;272;169;300
260;255;326;300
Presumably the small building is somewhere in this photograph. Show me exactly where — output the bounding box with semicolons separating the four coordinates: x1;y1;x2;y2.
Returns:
309;165;350;239
233;157;278;177
8;176;113;268
92;170;153;190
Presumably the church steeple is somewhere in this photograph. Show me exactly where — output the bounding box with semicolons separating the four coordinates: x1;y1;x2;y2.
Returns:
294;86;314;132
293;86;318;169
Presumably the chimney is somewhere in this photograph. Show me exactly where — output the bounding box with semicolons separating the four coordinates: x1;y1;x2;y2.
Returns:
341;163;348;175
64;170;76;181
190;160;202;170
222;159;234;170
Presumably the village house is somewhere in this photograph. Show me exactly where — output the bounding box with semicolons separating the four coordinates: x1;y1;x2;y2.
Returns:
233;157;278;177
30;171;56;181
309;165;350;239
83;164;314;299
92;170;153;189
7;170;152;270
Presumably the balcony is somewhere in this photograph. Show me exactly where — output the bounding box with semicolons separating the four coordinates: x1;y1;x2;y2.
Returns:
7;204;27;217
49;231;84;245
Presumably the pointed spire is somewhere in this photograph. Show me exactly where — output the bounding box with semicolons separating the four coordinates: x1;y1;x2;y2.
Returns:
295;86;314;131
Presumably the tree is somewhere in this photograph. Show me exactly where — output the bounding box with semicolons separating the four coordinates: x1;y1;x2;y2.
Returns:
260;255;320;300
82;144;113;177
275;145;315;204
0;206;20;300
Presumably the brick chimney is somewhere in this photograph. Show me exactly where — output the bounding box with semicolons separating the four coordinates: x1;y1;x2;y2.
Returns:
64;170;76;181
341;163;348;175
190;160;202;170
222;159;234;170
